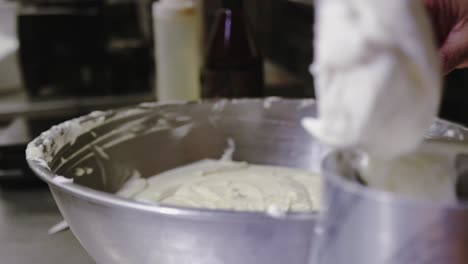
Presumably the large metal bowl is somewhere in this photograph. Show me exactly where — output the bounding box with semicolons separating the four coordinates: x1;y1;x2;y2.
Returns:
26;99;328;264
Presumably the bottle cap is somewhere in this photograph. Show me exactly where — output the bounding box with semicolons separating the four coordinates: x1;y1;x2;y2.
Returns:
157;0;195;10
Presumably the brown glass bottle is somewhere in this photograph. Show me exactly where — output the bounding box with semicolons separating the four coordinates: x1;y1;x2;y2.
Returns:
201;0;264;98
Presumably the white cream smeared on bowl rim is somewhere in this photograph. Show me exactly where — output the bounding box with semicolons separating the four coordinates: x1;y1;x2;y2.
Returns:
26;99;324;215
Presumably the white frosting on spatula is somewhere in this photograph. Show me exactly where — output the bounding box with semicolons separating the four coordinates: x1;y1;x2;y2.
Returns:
304;0;441;158
304;0;459;202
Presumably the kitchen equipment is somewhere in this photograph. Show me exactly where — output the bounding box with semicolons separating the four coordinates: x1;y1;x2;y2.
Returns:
313;120;468;264
26;99;327;264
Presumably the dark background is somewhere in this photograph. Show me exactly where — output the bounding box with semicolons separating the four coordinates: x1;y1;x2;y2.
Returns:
240;0;468;126
15;0;465;126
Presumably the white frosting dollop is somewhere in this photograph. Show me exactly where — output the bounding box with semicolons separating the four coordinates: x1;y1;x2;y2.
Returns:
304;0;462;202
117;160;321;212
304;0;441;158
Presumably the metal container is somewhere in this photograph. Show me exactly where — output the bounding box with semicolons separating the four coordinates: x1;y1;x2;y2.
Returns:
26;99;327;264
313;120;468;264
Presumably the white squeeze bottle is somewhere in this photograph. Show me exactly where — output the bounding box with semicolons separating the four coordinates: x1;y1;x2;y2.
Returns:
153;0;201;101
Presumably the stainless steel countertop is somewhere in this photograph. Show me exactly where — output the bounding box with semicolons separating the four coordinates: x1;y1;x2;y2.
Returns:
0;187;94;263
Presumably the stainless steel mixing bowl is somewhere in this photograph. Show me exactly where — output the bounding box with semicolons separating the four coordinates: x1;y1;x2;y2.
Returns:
313;120;468;264
26;99;327;264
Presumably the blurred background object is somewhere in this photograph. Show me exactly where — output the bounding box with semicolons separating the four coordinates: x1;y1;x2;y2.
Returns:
17;0;153;98
11;0;315;101
0;0;22;94
201;0;264;98
153;0;202;101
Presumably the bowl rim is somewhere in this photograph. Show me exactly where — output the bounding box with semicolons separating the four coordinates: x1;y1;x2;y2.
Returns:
26;98;319;222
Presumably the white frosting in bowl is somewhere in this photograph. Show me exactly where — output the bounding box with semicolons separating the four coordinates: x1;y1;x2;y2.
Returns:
117;159;321;212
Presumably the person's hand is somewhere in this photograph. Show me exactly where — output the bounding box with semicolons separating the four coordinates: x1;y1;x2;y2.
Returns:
424;0;468;74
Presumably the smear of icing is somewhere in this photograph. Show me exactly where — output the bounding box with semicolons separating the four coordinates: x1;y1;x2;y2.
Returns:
211;100;228;112
171;123;195;139
74;167;94;177
220;138;236;161
175;116;192;122
93;145;110;160
52;176;74;184
48;220;69;235
26;105;158;171
116;170;147;199
139;101;186;108
263;97;281;109
267;205;288;218
26;110;115;166
298;99;315;109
